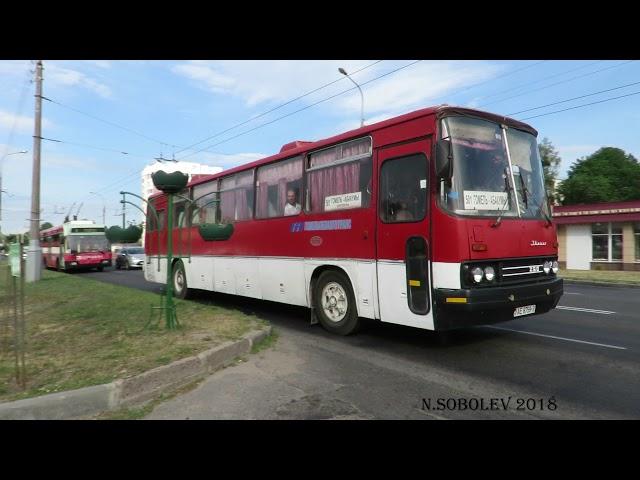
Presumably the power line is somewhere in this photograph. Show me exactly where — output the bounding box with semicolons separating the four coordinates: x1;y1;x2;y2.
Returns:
447;60;549;101
39;136;150;158
478;60;635;108
471;60;603;104
83;61;421;200
173;60;384;156
178;60;423;160
1;62;32;164
42;96;182;150
519;89;640;121
507;80;640;116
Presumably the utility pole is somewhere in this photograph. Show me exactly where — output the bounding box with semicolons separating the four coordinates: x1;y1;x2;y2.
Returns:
26;60;43;283
121;192;126;228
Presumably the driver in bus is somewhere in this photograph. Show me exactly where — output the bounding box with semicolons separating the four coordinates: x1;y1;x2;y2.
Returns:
476;149;508;192
394;201;414;221
284;189;301;216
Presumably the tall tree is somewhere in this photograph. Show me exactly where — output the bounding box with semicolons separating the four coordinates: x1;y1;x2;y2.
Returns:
558;147;640;205
40;222;53;230
538;137;561;204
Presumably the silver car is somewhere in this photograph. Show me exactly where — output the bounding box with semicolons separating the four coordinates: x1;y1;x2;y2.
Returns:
115;247;146;270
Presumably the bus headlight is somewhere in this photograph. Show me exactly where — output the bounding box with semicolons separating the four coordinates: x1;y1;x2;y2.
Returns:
543;261;552;275
471;267;484;283
484;266;495;282
552;260;559;274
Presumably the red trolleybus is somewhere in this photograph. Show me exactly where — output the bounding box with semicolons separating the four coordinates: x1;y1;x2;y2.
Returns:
144;105;563;335
41;219;112;271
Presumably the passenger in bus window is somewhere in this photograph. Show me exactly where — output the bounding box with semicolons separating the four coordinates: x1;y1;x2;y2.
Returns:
284;189;301;216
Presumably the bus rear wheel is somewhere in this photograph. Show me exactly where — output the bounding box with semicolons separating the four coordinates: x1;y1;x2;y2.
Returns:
313;270;360;336
172;260;190;299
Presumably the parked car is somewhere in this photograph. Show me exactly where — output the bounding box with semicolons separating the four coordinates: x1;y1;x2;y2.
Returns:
115;247;146;270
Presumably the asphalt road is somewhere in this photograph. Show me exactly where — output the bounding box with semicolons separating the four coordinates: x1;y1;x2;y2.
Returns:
81;267;640;419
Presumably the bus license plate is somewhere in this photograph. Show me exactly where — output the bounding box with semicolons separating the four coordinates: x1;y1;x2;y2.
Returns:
513;305;536;317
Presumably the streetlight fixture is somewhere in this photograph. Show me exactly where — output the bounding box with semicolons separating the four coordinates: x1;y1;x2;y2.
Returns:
338;67;364;127
90;191;106;226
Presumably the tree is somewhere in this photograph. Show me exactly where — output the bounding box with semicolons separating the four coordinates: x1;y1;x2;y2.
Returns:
40;222;53;230
538;138;561;204
558;147;640;205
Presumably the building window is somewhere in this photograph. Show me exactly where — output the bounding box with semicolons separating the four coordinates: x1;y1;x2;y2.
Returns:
611;223;623;261
592;222;623;262
635;222;640;261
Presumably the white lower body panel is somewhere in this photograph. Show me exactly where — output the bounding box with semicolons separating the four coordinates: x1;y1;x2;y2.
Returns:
144;255;434;329
376;260;434;330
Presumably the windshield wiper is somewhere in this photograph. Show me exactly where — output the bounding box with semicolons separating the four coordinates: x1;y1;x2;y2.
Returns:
517;173;529;210
537;195;553;227
491;170;512;228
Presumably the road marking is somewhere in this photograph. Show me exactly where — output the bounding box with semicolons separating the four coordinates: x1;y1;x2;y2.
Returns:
556;305;616;315
564;292;583;295
484;325;627;350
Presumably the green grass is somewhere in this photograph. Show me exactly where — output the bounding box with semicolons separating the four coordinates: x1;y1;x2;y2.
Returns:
561;269;640;285
251;329;279;354
0;269;269;403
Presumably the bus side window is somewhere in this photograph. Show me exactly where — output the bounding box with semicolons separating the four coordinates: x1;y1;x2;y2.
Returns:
256;156;303;219
146;201;157;231
306;137;372;213
157;210;166;231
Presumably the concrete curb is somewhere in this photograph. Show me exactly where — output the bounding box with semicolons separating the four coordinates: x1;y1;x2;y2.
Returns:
0;326;272;420
563;279;640;288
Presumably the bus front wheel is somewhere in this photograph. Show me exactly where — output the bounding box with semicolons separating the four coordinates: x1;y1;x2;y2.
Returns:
313;270;360;336
172;260;190;299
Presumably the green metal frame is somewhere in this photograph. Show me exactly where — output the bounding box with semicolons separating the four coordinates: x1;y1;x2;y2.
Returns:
118;189;221;330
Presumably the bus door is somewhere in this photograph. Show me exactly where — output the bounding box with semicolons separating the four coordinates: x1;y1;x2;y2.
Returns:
376;138;434;329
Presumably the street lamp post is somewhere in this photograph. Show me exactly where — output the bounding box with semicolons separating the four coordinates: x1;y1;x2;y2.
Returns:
0;150;28;225
90;191;106;225
338;67;365;127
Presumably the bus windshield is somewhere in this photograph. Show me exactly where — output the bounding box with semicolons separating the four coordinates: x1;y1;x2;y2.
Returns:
440;115;549;219
67;235;109;253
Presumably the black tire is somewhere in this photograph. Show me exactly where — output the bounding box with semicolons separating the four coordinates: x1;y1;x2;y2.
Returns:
125;260;130;271
97;266;104;272
172;260;190;299
313;270;360;336
115;261;120;270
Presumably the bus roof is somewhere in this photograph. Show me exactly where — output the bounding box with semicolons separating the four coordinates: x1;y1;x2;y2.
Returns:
40;220;105;237
149;104;537;199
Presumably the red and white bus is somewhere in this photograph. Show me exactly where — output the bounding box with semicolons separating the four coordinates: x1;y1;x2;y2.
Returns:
41;219;112;271
144;105;563;335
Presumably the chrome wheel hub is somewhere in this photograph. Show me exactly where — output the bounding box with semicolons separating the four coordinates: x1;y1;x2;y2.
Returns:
174;269;184;292
321;282;348;323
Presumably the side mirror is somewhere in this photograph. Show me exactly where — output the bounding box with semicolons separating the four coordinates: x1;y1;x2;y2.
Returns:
435;138;453;179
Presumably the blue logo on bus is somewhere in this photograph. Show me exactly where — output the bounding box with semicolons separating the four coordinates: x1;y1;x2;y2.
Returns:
290;219;351;233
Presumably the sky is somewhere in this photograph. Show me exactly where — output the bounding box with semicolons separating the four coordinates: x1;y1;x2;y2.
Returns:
0;59;639;234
